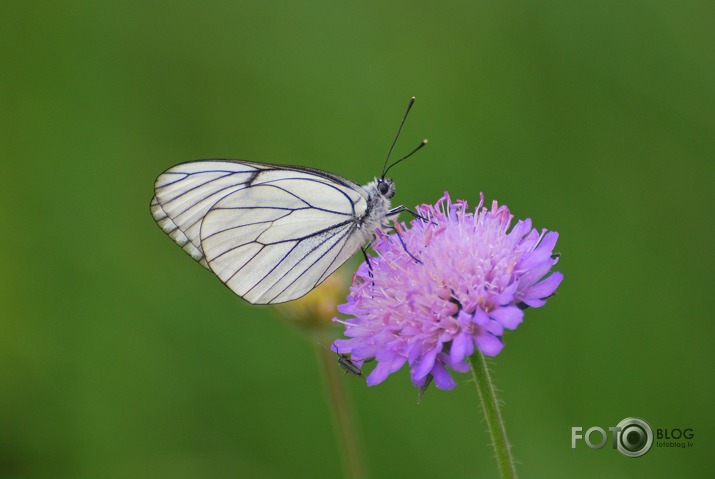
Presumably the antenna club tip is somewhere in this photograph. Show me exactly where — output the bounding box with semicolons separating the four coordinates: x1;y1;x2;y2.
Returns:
422;139;429;144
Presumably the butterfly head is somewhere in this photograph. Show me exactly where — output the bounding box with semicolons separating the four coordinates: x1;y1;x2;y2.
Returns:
376;178;396;199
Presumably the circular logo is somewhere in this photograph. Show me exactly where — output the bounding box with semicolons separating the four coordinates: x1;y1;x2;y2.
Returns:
616;417;653;457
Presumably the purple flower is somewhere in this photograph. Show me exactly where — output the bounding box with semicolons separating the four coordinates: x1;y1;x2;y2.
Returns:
333;193;563;390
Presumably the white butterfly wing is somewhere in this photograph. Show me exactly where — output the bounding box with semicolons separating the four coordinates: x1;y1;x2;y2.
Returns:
151;161;261;268
151;160;370;304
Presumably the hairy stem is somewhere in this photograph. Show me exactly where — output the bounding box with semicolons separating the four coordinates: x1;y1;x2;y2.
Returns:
469;351;517;479
316;343;368;479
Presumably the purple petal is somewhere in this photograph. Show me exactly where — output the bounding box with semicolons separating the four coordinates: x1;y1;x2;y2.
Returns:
430;361;457;390
522;272;564;301
519;246;554;270
407;341;425;365
388;354;407;373
451;361;470;373
473;307;490;327
441;352;471;373
484;319;504;336
489;306;524;330
517;262;554;291
366;361;392;386
521;297;546;308
337;303;356;315
332;339;354;353
493;282;518;306
537;231;559;252
411;345;441;381
365;355;405;386
450;331;472;364
476;333;504;356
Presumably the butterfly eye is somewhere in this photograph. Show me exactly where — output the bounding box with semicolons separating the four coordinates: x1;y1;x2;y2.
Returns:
378;179;394;198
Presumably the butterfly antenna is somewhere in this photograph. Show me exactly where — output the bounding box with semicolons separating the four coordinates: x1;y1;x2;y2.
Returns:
381;96;416;178
382;138;428;178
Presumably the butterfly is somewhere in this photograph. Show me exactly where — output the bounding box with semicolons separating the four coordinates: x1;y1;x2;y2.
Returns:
150;97;425;304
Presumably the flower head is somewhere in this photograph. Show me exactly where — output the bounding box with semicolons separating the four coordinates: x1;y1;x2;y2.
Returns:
333;193;563;390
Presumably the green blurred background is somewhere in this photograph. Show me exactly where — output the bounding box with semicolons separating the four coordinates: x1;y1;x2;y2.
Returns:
2;1;713;477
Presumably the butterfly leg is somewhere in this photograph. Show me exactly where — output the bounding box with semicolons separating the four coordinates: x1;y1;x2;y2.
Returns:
390;226;423;265
361;245;373;270
361;245;375;278
387;205;429;223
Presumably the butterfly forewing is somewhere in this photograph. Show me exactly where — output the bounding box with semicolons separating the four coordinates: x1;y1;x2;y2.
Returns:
151;160;374;304
151;161;262;267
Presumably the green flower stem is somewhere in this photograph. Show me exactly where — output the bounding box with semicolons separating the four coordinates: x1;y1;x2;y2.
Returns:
469;351;517;479
316;342;368;479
